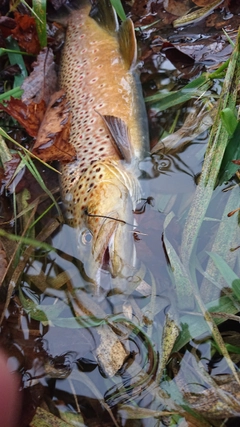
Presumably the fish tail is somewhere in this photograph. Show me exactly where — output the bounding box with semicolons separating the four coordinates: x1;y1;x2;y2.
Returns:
89;0;119;33
91;0;137;69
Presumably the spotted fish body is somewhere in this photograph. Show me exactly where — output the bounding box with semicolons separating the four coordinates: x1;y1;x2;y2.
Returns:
60;0;149;285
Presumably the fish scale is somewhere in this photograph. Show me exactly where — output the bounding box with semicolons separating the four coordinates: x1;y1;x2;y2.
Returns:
60;7;132;203
59;0;149;283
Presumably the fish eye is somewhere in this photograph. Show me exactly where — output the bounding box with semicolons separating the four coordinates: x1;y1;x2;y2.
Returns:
80;229;92;245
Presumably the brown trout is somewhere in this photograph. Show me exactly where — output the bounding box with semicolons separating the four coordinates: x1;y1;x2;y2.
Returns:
59;0;149;287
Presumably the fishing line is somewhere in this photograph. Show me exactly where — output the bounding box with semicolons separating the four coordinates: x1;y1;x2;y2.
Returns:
84;209;135;227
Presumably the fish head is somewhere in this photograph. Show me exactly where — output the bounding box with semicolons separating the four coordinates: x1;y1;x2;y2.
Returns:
75;165;139;284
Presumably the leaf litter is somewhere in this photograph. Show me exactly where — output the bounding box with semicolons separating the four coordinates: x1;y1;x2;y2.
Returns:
0;0;240;426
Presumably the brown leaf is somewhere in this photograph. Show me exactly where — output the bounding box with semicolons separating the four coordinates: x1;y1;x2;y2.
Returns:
32;90;76;162
2;153;20;185
163;0;192;17
11;12;41;55
0;97;46;137
0;16;16;38
21;48;58;105
0;153;28;194
0;64;21;79
161;42;195;69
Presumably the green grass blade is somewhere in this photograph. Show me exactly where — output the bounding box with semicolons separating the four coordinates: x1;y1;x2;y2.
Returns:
0;48;33;57
207;252;239;286
0;128;60;174
221;107;238;135
218;121;240;184
208;252;240;302
0;227;55;252
32;0;47;48
5;38;28;87
145;57;230;110
19;153;62;217
199;187;239;302
0;87;23;102
163;212;194;309
180;26;240;268
174;295;238;352
110;0;126;21
145;74;212;110
20;0;44;24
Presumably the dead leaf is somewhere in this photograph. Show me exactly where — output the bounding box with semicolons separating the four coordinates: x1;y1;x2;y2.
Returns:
21;48;58;105
163;0;192;16
0;16;16;39
1;153;25;194
0;64;21;79
161;42;195;69
11;12;41;55
32;90;76;162
0;98;46;138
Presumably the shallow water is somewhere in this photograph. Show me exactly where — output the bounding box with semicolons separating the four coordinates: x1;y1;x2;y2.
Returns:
14;127;240;426
2;2;240;426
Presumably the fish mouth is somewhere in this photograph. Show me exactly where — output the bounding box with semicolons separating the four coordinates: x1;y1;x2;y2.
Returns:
93;217;119;277
102;244;110;271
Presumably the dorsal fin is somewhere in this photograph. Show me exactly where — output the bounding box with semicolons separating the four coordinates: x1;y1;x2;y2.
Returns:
89;0;119;33
118;18;137;69
97;113;133;163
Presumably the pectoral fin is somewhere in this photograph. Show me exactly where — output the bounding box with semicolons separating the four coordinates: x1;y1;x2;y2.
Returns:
100;114;133;163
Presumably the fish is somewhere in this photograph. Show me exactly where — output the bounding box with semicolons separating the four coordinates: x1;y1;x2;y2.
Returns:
59;0;150;288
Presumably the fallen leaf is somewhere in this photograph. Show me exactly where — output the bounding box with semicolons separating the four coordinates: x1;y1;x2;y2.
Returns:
0;64;21;79
131;0;151;18
0;97;46;138
161;41;195;70
32;90;76;162
21;48;58;105
163;0;192;16
0;16;16;39
11;12;41;55
1;153;23;193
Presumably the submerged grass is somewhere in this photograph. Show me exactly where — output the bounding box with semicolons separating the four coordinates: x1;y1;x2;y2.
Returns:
150;22;240;420
161;26;240;384
180;26;240;267
145;58;230;110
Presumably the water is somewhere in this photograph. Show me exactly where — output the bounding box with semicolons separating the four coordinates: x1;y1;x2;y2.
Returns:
2;2;240;426
11;129;239;426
